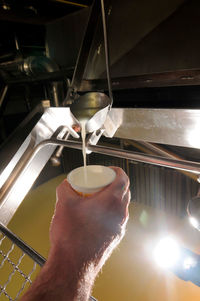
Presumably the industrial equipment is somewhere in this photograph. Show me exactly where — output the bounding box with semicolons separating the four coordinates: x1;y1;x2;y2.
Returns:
1;0;200;300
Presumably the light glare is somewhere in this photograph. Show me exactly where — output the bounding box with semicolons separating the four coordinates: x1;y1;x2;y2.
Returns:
189;217;199;230
183;257;197;270
187;126;200;149
153;237;180;268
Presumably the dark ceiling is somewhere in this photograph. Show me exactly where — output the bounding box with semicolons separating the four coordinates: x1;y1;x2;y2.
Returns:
0;0;93;144
1;0;200;148
0;0;93;60
0;0;93;24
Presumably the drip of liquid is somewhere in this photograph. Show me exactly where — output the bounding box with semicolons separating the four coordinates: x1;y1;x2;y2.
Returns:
81;121;87;184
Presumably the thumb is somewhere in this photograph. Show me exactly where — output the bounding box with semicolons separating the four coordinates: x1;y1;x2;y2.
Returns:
100;166;130;201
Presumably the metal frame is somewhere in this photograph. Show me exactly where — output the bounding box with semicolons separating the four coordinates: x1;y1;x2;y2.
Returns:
0;223;45;267
0;226;42;300
51;139;200;174
1;106;200;300
1;107;200;225
70;0;101;91
63;0;101;106
80;69;200;91
0;107;79;225
5;69;200;89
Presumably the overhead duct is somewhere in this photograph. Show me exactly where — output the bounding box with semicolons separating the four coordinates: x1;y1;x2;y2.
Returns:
0;55;62;106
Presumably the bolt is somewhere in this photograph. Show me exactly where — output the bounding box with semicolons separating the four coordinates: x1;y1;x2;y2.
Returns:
97;44;102;55
108;6;112;16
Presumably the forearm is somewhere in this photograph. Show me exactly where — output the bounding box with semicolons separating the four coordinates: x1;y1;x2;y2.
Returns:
20;237;121;301
20;246;95;301
21;167;130;301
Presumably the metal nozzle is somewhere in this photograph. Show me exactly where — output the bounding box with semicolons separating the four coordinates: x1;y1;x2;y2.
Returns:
70;92;111;133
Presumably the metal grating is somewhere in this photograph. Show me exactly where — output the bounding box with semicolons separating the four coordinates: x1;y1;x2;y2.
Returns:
0;232;40;301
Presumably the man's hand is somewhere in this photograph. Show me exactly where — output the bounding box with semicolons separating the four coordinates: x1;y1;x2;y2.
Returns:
50;166;130;264
21;166;130;301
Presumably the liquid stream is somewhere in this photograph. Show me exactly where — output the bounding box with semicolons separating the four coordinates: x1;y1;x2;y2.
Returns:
81;121;88;184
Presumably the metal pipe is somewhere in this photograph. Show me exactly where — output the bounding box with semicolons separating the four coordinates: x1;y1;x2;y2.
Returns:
0;223;46;267
132;141;198;180
51;132;70;166
101;0;113;107
0;85;8;108
0;53;15;63
14;34;20;51
0;125;74;204
0;56;60;106
136;141;177;158
51;0;88;8
0;136;36;201
49;139;200;175
4;138;195;179
52;82;59;107
63;0;101;105
2;138;200;207
4;68;73;85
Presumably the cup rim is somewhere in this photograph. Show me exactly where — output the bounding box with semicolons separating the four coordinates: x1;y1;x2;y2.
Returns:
67;165;116;193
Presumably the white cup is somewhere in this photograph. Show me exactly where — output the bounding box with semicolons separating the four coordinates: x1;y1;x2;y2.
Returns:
67;165;116;196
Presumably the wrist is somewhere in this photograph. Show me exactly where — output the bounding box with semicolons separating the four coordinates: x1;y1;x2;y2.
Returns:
46;244;96;301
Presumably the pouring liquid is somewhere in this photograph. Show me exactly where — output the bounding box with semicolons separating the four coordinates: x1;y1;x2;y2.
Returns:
68;122;116;194
81;121;88;184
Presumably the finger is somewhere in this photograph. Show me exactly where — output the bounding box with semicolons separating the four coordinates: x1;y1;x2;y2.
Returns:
123;189;131;207
100;166;130;201
110;166;130;195
101;189;131;236
121;189;131;223
56;179;80;203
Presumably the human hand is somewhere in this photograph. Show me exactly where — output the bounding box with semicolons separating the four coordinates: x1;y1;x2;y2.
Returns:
50;166;130;270
20;167;130;301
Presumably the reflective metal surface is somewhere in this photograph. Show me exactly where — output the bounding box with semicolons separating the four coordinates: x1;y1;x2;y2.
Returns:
100;0;113;106
2;132;200;226
114;108;200;149
187;196;200;231
2;107;200;225
0;107;79;225
0;230;40;300
49;139;200;175
0;85;8;108
70;92;111;132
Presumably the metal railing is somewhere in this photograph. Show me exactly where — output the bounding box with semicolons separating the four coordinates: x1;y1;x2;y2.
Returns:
0;223;44;300
0;223;97;300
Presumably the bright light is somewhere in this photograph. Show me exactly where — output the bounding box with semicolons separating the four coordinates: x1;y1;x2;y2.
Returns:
183;257;197;270
189;217;199;230
188;128;200;148
153;237;180;268
187;116;200;149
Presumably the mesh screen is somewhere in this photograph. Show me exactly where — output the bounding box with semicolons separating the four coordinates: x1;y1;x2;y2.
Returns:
0;232;40;301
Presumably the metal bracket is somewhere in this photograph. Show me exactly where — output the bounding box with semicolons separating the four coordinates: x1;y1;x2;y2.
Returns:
0;107;79;225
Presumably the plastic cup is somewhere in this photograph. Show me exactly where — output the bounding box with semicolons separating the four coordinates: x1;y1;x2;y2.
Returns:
67;165;116;196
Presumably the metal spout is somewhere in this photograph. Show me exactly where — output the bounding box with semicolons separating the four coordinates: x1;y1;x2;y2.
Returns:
70;92;111;133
